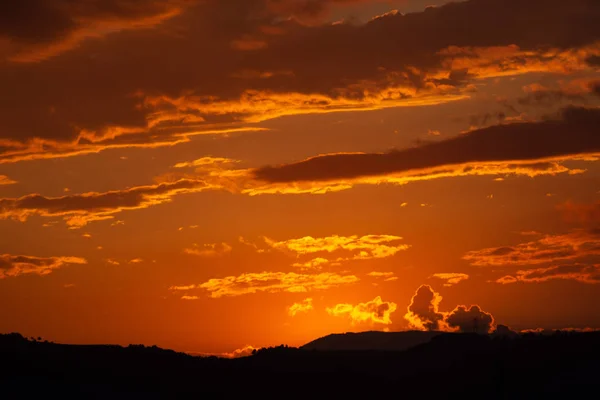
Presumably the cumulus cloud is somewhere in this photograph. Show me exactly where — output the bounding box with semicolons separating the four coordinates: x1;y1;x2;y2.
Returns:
200;345;257;359
404;285;447;331
445;305;495;334
496;264;600;285
170;271;359;298
0;254;87;279
404;285;495;333
326;296;397;325
430;273;469;287
1;0;599;163
463;229;600;267
288;297;313;316
253;107;600;183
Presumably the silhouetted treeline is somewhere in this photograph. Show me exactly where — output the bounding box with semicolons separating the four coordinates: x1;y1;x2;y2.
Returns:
2;331;600;398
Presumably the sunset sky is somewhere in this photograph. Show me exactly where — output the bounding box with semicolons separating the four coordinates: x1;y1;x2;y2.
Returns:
1;0;600;356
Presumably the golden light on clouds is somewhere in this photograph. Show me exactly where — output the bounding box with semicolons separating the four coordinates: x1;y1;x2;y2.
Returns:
430;273;470;287
288;298;314;316
2;0;600;355
171;272;360;298
463;230;600;267
326;296;397;325
0;255;87;279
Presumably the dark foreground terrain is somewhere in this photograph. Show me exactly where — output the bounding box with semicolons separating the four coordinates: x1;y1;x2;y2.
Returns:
2;330;600;399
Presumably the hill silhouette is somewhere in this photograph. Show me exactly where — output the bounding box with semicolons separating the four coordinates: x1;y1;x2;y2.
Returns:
2;330;600;398
301;330;442;351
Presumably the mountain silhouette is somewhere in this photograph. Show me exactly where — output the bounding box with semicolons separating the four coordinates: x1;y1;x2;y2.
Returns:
301;330;442;351
2;330;600;398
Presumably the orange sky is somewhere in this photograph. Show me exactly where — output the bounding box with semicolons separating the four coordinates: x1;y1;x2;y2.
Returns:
1;0;600;356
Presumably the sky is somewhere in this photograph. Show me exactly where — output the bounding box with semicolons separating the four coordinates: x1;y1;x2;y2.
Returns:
1;0;600;356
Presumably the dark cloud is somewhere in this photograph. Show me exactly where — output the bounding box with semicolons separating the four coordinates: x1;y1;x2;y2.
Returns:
446;305;495;334
0;179;207;228
591;81;600;97
0;0;184;45
254;106;600;182
0;0;599;162
586;55;600;66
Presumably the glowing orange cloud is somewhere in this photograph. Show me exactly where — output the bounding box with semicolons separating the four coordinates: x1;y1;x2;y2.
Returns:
170;271;360;298
496;264;600;285
326;296;397;325
183;243;233;257
292;258;330;270
0;179;212;228
0;175;16;185
463;229;600;267
263;234;409;258
430;273;469;287
288;298;314;316
0;254;87;279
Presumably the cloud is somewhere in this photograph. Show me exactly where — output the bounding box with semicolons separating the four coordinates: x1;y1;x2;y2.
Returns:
170;271;359;298
2;157;590;230
445;305;495;334
288;298;313;316
0;254;87;279
367;271;395;278
184;243;233;257
496;264;600;285
173;157;240;169
220;345;256;359
326;296;397;325
0;175;16;185
430;273;469;287
404;285;495;333
263;234;410;262
1;0;187;63
292;257;330;270
253;107;600;183
0;179;210;228
246;160;583;195
1;0;599;163
404;285;447;331
463;229;600;267
181;295;199;300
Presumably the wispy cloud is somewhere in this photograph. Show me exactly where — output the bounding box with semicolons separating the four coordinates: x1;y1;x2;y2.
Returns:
464;229;600;267
170;271;359;298
430;273;470;287
496;264;600;285
0;254;87;279
288;298;313;316
184;243;233;257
